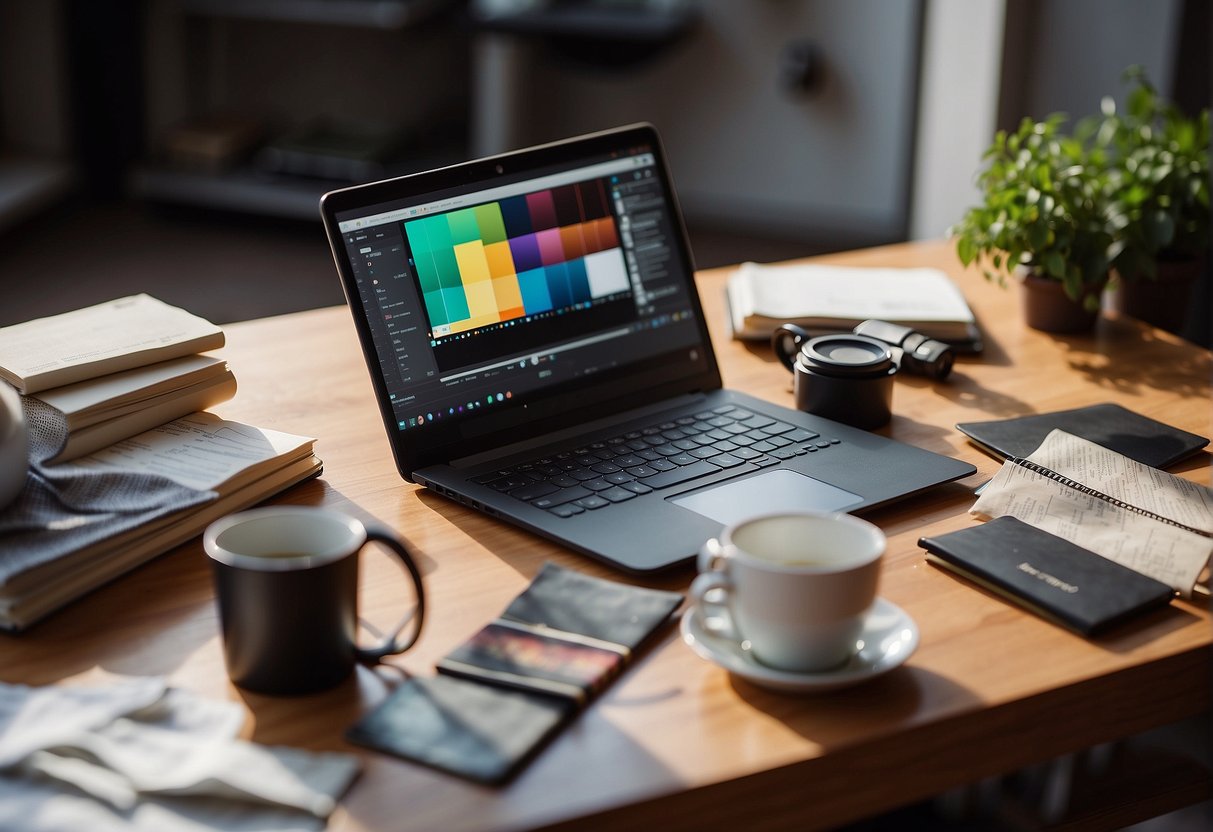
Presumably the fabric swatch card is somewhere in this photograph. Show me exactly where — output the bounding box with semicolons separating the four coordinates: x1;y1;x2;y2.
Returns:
347;562;683;784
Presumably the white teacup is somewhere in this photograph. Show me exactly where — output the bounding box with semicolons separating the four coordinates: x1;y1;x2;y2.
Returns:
691;512;885;673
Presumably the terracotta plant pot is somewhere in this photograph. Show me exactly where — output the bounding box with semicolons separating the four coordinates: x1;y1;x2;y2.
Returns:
1111;256;1206;334
1020;272;1101;333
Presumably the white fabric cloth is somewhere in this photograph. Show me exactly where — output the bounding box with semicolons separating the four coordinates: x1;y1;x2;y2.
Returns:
0;677;359;832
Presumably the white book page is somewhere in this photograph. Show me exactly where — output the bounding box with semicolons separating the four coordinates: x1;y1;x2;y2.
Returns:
0;295;223;393
972;431;1212;594
33;355;227;420
735;262;975;323
72;413;314;492
52;374;238;462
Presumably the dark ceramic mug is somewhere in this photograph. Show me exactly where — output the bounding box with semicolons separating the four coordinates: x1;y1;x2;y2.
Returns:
204;506;425;695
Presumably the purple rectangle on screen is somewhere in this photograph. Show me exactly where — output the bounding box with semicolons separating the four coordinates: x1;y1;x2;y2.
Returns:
509;233;542;273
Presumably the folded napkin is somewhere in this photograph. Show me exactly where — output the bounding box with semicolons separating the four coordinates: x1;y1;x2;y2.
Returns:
0;398;214;586
0;677;359;832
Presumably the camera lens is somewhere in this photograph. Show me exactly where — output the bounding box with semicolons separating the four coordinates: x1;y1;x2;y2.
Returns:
899;332;954;379
799;335;895;377
793;334;897;429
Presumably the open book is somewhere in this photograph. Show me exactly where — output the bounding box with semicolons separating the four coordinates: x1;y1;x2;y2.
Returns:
726;262;981;351
0;413;320;630
0;294;224;394
971;430;1212;597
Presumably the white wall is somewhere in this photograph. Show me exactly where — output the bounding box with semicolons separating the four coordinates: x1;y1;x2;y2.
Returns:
482;0;924;246
909;0;1005;241
1011;0;1181;122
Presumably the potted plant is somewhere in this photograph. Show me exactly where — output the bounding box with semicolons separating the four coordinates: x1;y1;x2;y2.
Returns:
951;114;1115;333
1099;67;1210;332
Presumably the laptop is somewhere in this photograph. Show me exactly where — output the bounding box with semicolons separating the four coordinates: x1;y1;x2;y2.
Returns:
320;123;975;573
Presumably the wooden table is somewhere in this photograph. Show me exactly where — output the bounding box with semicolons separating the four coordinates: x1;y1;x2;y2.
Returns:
3;240;1209;830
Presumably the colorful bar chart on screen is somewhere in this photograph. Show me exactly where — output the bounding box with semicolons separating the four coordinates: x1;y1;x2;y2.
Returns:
405;179;630;337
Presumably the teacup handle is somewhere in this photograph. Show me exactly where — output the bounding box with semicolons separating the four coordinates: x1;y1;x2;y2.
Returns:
691;539;738;639
354;524;426;664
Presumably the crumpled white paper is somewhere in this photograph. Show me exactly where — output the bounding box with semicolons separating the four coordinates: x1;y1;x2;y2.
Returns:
0;677;359;832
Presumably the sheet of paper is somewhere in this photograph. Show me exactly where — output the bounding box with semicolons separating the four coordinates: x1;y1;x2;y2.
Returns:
972;431;1213;595
735;262;976;322
0;295;223;393
1023;429;1213;533
72;413;314;492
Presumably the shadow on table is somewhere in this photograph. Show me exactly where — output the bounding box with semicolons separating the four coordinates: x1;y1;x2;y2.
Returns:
1064;318;1212;399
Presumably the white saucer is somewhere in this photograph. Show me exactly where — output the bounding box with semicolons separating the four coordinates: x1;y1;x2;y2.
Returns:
680;597;919;693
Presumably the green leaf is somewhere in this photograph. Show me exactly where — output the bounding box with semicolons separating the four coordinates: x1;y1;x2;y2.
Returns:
1028;222;1048;251
1043;251;1065;279
956;236;976;266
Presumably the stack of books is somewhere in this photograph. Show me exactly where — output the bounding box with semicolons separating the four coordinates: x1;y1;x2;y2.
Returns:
0;294;236;461
0;296;321;630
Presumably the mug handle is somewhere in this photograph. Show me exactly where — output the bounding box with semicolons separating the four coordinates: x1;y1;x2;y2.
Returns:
771;323;813;372
354;524;426;664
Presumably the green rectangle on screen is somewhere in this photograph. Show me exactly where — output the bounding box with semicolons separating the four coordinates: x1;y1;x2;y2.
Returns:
434;246;462;291
407;219;442;294
414;215;461;291
405;217;433;255
441;286;470;322
446;208;480;245
422;290;449;326
473;203;507;244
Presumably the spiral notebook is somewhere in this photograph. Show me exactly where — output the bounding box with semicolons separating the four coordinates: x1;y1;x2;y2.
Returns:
971;430;1213;596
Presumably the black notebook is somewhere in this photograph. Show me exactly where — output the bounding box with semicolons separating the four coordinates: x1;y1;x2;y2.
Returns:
956;403;1208;469
347;563;683;784
919;517;1174;636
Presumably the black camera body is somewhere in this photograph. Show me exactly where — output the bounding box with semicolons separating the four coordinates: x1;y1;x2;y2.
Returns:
770;320;954;430
773;320;954;381
851;320;954;380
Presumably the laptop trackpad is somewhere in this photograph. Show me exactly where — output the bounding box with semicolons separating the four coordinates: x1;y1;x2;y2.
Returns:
671;469;863;526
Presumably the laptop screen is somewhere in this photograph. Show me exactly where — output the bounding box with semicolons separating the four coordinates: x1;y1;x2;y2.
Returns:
324;126;716;470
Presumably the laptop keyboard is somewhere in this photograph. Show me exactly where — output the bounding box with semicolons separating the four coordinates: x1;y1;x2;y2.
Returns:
471;405;841;518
